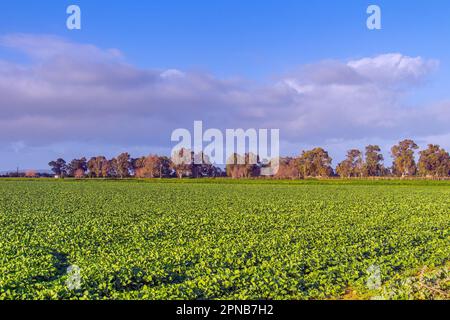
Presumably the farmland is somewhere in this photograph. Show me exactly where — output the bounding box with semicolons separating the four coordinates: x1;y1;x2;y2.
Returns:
0;179;448;300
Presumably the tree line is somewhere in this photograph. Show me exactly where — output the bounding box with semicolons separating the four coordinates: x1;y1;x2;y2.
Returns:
40;139;449;179
276;140;449;179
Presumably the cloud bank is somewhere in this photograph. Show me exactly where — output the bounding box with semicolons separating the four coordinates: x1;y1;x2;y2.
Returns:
0;34;449;168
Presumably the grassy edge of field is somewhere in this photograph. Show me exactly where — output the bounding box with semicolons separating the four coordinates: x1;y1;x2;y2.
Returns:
1;177;450;187
342;261;450;300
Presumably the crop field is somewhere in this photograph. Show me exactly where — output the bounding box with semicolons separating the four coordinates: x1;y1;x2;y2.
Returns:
0;179;448;300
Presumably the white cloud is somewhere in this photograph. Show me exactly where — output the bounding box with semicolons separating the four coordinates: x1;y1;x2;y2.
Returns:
0;34;448;168
347;53;439;84
160;69;185;79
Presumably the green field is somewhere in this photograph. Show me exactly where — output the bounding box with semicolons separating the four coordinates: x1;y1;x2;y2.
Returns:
0;179;448;300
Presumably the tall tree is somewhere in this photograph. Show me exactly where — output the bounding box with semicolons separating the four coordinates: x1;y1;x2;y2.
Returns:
364;145;384;177
171;148;193;179
336;149;363;178
391;140;419;177
418;144;450;177
226;153;245;179
134;155;170;178
225;153;260;179
101;159;112;178
244;153;261;178
192;152;214;178
48;158;67;177
133;156;146;178
274;157;299;179
158;156;173;178
109;159;118;178
336;159;352;178
113;153;131;178
68;158;87;177
298;148;333;178
87;156;110;178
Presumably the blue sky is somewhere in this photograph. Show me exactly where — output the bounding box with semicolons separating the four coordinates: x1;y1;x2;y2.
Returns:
0;1;449;170
1;1;448;81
